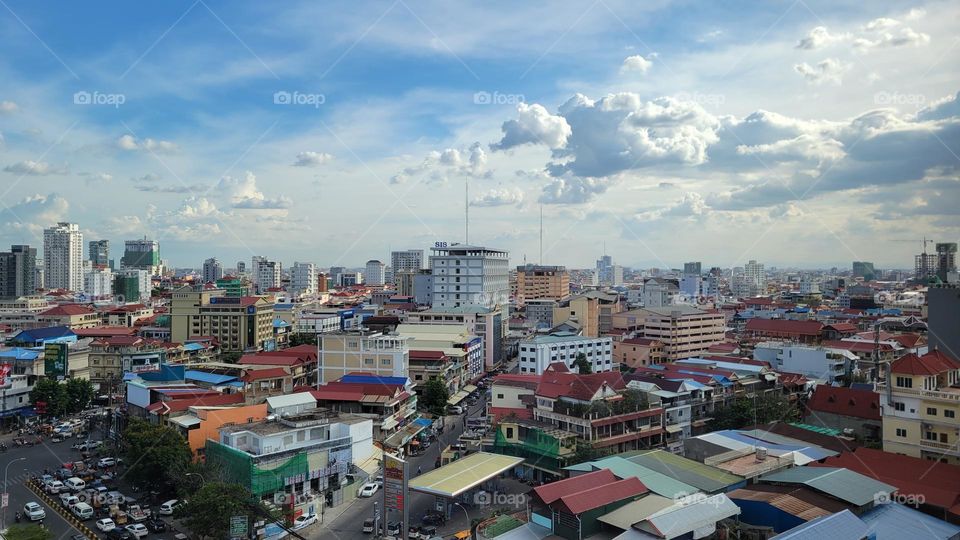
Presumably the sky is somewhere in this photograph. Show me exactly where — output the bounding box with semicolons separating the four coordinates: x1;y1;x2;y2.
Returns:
0;0;957;270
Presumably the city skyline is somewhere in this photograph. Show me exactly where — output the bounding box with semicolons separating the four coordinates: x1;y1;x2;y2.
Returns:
0;1;957;268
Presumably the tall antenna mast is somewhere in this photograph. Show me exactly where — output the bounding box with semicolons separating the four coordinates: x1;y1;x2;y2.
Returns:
539;205;543;265
465;178;469;244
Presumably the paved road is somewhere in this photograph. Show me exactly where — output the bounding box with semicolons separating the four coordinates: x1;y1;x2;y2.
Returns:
321;395;490;540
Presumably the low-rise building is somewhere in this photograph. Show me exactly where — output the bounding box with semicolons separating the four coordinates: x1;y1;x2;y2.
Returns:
317;331;410;384
395;323;482;384
753;341;856;384
552;291;622;338
804;386;881;442
517;332;613;375
613;337;665;368
404;305;505;369
634;305;726;360
305;373;417;440
37;304;101;329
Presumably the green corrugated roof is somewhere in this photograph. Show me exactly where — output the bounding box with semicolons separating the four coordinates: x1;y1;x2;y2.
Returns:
759;467;895;506
597;494;676;529
626;450;744;493
565;456;699;499
788;422;844;436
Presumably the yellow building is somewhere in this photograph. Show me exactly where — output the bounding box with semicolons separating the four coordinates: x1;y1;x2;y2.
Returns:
317;331;410;383
170;286;275;353
552;291;621;338
37;304;101;329
880;350;960;465
632;305;726;361
515;265;569;306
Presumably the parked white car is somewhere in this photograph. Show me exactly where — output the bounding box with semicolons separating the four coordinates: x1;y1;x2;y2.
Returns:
358;482;380;498
97;457;117;468
292;514;318;530
96;518;116;532
23;502;45;521
125;523;149;538
45;480;65;494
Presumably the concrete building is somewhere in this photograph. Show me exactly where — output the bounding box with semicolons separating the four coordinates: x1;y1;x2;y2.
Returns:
202;257;223;284
429;244;509;309
643;279;678;308
252;256;281;293
364;259;386;286
340;272;361;287
928;285;960;360
553;291;622;338
525;299;557;328
404;305;505;369
0;245;37;299
391;249;424;280
936;242;957;281
44;222;83;291
121;238;160;274
634;305;726;361
83;267;113;299
290;262;317;296
328;266;345;286
880;350;960;465
916;251;938;279
518;332;613;375
115;268;151;302
317;331;410;383
170;286;276;352
514;264;569;306
733;259;765;298
852;261;876;281
88;240;110;268
683;261;702;276
396;323;483;383
753;341;856;384
596;255;623;286
613;337;665;368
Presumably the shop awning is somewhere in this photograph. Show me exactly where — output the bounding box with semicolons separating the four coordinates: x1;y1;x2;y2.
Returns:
409;452;524;497
463;384;478;393
665;424;684;434
383;421;429;449
447;390;470;406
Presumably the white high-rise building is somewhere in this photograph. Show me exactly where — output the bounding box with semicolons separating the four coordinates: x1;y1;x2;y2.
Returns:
83;267;113;299
596;255;623;286
430;244;509;309
291;262;318;296
364;260;386;286
120;268;151;302
251;257;281;293
734;259;766;298
202;258;223;284
44;222;83;291
391;250;424;274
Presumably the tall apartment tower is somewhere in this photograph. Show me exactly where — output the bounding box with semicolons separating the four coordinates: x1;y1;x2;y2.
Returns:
515;264;569;306
683;261;702;276
364;260;386;286
0;244;37;298
916;252;938;279
430;244;509;309
251;256;282;293
89;240;110;268
852;261;876;281
391;249;424;274
936;243;957;281
744;259;766;295
291;262;318;296
121;238;160;274
596;254;623;286
44;222;83;291
202;257;224;284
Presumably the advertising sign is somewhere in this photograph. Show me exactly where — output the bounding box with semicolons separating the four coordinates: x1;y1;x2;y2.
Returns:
44;343;68;379
0;363;11;387
383;453;409;538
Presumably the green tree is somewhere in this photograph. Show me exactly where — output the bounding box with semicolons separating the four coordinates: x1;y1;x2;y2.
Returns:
421;378;450;416
29;378;68;418
65;377;95;413
177;482;268;540
712;393;798;430
122;418;193;492
4;524;54;540
572;353;592;374
220;351;243;363
287;333;316;347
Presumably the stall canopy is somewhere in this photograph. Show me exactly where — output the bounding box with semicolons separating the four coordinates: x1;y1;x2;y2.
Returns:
447;390;470;406
409;452;524;498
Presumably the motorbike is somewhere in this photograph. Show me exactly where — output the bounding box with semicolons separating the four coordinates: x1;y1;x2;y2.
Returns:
15;512;21;523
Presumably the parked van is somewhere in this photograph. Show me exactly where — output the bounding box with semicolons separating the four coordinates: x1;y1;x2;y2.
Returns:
44;480;65;494
159;499;180;516
65;477;86;492
72;502;94;520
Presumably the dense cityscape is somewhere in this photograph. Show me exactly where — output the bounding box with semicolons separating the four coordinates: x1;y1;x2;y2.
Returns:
2;2;959;540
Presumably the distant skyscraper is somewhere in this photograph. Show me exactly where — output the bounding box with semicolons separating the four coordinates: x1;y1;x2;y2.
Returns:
915;252;938;279
596;254;622;286
44;222;83;291
391;249;424;275
89;240;109;268
734;259;766;298
329;266;346;287
430;244;509;309
365;260;386;285
291;262;318;295
683;262;702;276
83;267;113;298
121;238;160;274
936;243;957;281
236;261;246;274
251;256;281;293
852;261;876;281
0;244;37;298
202;258;224;284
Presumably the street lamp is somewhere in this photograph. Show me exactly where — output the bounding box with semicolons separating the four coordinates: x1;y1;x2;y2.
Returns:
185;472;206;487
453;502;472;539
4;457;27;529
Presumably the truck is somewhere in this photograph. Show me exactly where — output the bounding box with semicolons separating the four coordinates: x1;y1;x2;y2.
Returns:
125;504;151;522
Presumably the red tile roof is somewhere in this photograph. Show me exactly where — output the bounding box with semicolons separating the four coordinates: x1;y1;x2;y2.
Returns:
534;469;618;504
556;477;647;515
489;406;533;422
890;333;924;348
745;319;824;336
822;340;895;353
73;326;138;337
41;304;96;316
805;386;880;421
242;367;289;381
621;337;661;346
890;350;960;376
823;322;858;333
108;304;148;313
810;447;960;513
535;363;625;401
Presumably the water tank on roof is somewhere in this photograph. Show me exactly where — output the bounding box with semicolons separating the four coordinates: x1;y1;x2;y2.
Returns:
755;446;767;461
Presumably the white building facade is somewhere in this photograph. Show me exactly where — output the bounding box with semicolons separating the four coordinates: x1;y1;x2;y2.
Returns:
43;222;83;291
252;256;282;293
83;267;113;299
364;260;386;286
290;262;318;296
429;244;509;309
202;258;224;284
518;333;614;375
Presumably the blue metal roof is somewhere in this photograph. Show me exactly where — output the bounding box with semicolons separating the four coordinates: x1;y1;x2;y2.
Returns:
182;342;205;352
11;326;76;342
861;501;960;540
413;417;433;427
272;318;290;328
772;510;868;539
0;347;41;361
185;370;238;385
340;374;408;386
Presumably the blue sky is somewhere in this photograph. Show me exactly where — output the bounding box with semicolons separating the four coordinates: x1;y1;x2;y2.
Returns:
0;0;957;269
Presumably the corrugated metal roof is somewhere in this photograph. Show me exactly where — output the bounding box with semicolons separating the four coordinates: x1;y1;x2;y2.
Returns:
567;457;698;499
627;450;744;493
184;370;237;385
597;495;675;529
409;452;524;497
639;494;740;538
771;510;869;539
265;392;315;411
759;467;895;506
861;501;960;540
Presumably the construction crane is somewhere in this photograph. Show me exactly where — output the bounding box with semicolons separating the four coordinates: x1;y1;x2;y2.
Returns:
890;237;934;252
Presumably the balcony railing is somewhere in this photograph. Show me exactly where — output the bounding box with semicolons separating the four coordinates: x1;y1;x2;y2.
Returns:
879;384;960;402
919;439;960;455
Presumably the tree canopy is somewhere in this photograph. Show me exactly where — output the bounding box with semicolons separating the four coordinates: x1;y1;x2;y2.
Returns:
177;482;269;540
711;393;799;431
421;378;450;416
572;353;592;374
122;417;193;492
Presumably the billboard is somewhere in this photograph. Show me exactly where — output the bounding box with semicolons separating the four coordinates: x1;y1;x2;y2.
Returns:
383;453;409;538
0;363;11;387
44;342;68;379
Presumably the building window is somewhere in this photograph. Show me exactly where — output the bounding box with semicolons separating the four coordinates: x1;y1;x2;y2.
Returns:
924;431;937;441
381;358;391;365
945;410;956;418
893;402;905;411
895;428;906;437
505;427;514;438
927;407;937;416
895;377;913;388
497;394;504;399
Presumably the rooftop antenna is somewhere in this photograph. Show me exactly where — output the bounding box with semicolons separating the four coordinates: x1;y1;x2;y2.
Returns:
539;205;544;265
465;178;470;244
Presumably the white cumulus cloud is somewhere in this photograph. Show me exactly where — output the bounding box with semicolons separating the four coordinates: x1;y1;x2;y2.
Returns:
293;151;334;167
492;103;572;151
471;187;524;207
3;160;69;176
620;54;653;74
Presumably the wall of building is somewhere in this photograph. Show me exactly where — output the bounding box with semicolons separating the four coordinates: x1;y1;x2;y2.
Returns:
188;404;269;457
